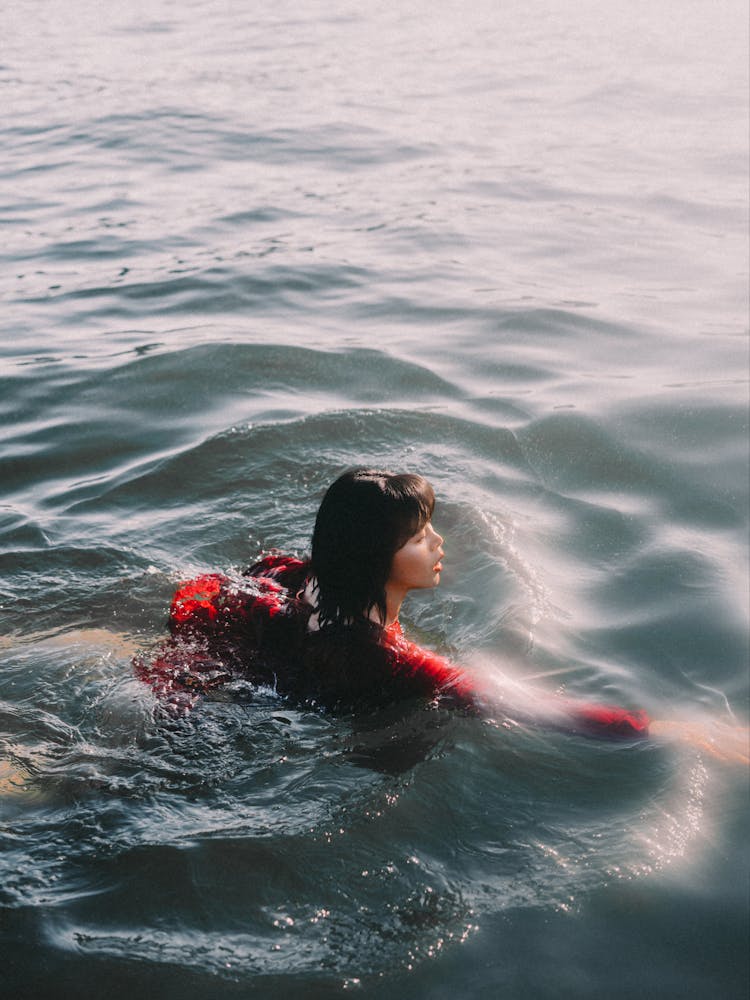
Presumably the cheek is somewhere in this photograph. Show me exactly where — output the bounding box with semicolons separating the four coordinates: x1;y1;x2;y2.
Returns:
389;548;418;584
391;546;431;585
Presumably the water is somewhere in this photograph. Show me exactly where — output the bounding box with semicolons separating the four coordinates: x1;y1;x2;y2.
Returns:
1;1;748;996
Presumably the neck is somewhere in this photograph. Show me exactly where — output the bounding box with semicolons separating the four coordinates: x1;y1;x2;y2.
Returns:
383;582;407;628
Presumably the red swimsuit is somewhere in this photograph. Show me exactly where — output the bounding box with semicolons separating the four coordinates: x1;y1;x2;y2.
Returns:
135;554;649;739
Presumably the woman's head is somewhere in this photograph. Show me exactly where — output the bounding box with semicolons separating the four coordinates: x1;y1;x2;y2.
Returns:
311;468;436;627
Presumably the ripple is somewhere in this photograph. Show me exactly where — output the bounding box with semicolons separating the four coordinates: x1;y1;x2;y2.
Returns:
1;0;748;994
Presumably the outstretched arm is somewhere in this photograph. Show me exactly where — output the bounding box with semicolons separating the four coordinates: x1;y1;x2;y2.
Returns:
387;629;651;739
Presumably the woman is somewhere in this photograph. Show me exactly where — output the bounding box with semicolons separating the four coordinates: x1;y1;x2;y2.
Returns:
135;470;747;757
136;470;470;713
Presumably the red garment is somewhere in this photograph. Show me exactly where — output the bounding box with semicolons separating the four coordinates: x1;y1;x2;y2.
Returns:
134;554;649;738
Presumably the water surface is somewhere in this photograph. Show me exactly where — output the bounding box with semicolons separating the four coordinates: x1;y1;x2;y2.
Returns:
1;2;748;997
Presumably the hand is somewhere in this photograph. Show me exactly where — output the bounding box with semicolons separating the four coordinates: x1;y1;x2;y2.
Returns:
650;718;749;765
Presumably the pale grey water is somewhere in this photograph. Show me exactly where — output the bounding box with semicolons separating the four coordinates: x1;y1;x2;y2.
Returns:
1;2;748;997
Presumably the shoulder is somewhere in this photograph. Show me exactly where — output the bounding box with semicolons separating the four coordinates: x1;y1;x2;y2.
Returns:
304;619;473;705
244;551;310;592
169;564;300;635
380;625;475;703
170;573;227;627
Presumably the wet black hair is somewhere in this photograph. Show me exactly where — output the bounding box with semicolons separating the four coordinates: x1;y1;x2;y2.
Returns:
311;468;435;628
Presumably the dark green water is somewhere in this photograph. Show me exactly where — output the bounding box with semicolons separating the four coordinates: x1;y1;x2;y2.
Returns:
1;2;748;997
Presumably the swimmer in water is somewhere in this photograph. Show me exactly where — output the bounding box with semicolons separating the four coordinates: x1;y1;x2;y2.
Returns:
135;468;748;761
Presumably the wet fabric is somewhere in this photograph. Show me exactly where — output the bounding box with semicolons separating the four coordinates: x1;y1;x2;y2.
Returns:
135;554;649;738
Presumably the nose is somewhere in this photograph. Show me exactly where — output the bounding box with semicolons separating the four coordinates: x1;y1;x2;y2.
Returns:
431;526;444;548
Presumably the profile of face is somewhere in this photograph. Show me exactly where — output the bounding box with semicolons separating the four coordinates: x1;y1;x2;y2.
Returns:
387;521;445;594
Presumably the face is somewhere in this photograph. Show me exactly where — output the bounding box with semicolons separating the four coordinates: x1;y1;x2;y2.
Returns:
387;521;445;594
